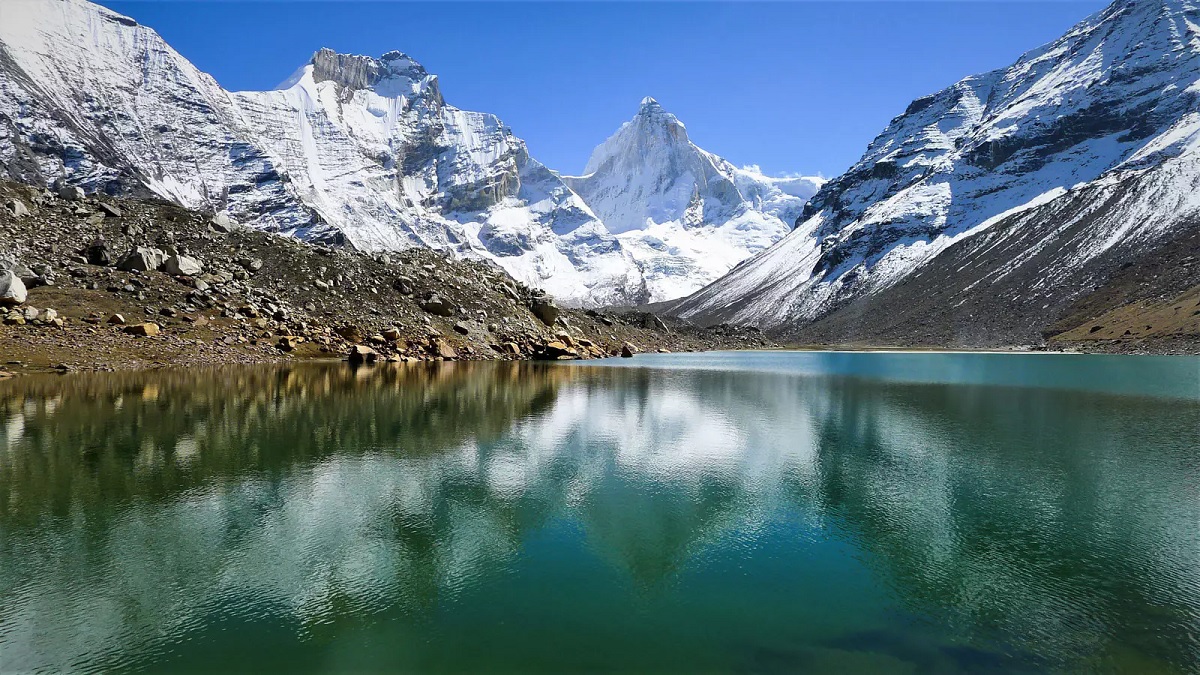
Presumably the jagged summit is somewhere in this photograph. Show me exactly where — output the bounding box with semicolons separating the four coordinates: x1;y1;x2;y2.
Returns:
307;48;430;91
564;99;821;302
274;48;442;102
635;96;676;120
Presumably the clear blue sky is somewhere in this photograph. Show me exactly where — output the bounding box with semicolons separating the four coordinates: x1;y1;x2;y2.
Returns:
101;1;1107;178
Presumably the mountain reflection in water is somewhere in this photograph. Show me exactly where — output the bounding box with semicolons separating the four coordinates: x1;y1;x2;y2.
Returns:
1;357;1197;673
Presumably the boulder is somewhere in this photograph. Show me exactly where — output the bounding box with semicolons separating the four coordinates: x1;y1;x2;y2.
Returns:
86;238;112;266
124;322;161;337
621;342;637;358
5;199;29;218
453;322;470;335
382;327;403;342
238;257;263;272
529;296;559;326
541;341;578;360
210;213;235;233
117;246;167;272
164;254;203;276
277;336;300;352
348;344;378;364
37;308;58;323
107;313;126;325
432;340;458;360
0;257;35;282
98;203;122;218
57;185;85;201
419;294;455;317
392;276;415;295
0;271;27;306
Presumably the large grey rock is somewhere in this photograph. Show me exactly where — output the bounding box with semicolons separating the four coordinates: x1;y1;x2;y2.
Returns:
57;185;85;201
4;199;29;218
529;295;560;326
210;213;236;233
0;271;27;306
419;293;455;317
164;254;203;276
117;246;167;272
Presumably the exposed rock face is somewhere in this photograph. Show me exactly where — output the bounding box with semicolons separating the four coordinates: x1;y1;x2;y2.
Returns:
565;98;823;302
0;0;643;307
673;0;1200;343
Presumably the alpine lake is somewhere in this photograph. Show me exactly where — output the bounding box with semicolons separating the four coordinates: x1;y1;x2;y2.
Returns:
1;351;1197;673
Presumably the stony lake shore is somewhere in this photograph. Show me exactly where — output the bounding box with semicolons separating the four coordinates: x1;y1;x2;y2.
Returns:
0;182;773;376
2;181;1194;379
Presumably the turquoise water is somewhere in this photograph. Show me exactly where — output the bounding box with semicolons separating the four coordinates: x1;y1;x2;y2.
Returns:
0;352;1197;673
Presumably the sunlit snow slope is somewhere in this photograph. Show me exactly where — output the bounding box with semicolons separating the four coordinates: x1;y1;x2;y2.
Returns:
565;98;823;303
673;0;1200;339
0;0;642;306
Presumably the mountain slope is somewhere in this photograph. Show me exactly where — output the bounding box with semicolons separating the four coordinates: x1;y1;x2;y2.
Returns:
0;0;642;306
565;98;822;302
671;0;1200;344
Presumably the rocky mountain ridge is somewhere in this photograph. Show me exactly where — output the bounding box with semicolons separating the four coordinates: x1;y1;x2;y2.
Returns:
670;0;1200;351
0;0;820;310
0;0;646;306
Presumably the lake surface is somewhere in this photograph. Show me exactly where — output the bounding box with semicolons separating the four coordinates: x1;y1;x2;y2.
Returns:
1;352;1197;673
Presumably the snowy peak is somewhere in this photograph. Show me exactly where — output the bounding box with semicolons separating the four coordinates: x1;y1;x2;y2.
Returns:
565;98;821;303
672;0;1200;339
633;96;684;129
581;97;691;178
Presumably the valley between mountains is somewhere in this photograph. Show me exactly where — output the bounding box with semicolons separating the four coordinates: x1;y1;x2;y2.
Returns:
2;0;1198;368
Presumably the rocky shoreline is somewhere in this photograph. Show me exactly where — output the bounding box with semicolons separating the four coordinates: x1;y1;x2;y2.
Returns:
0;182;773;377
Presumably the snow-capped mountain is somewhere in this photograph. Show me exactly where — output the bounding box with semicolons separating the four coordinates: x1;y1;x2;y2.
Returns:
673;0;1200;341
565;98;823;302
0;0;642;306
